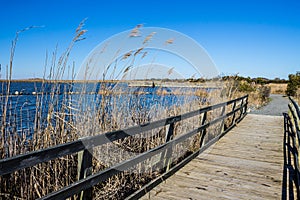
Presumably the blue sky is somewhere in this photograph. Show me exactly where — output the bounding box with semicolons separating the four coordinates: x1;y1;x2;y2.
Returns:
0;0;299;79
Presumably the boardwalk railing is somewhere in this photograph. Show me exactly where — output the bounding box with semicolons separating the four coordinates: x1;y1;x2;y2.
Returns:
283;97;300;199
0;95;248;199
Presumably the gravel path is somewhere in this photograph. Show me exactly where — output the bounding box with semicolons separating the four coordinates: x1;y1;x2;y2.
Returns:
250;94;289;116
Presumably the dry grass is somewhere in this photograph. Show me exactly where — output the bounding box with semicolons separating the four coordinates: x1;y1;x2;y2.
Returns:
266;83;287;94
220;78;271;110
0;21;85;199
297;89;300;104
297;91;300;104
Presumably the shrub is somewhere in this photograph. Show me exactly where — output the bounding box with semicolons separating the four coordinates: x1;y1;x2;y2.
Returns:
238;82;256;93
259;85;271;101
286;72;300;96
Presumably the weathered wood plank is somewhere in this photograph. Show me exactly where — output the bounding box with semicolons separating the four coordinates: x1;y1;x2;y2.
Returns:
142;114;284;199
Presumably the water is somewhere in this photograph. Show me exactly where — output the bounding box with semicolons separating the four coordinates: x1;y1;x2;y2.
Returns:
0;81;209;135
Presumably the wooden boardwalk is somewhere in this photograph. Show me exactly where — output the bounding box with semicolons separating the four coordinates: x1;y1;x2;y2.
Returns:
141;114;284;200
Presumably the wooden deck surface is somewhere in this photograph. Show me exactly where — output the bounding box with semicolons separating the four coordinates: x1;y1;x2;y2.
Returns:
141;114;284;200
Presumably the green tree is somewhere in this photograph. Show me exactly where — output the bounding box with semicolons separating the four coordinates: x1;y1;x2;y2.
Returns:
286;72;300;96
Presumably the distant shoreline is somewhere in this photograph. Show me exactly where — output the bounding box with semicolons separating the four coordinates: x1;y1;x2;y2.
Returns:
0;79;118;83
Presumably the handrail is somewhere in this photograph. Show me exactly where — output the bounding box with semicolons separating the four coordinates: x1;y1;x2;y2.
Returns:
0;95;248;199
283;97;300;199
0;95;247;175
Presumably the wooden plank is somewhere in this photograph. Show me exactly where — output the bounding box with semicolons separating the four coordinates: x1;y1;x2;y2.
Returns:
154;174;279;200
142;114;284;199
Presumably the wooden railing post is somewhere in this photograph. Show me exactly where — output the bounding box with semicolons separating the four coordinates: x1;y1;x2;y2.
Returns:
230;101;237;127
244;95;248;115
78;148;93;200
218;105;226;135
238;98;244;120
199;111;207;148
162;122;175;172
